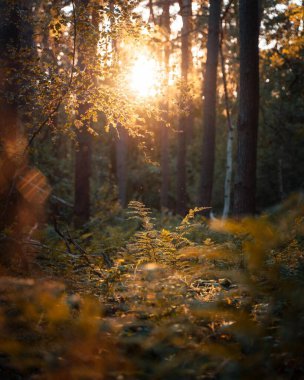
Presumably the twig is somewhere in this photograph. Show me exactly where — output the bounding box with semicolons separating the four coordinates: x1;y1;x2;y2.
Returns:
53;219;105;278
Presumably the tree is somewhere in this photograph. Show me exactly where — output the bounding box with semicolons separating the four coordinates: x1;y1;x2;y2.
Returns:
74;0;94;227
220;2;236;218
160;0;171;210
73;0;141;220
0;0;20;151
0;0;24;241
177;0;192;215
233;0;260;216
198;0;222;212
116;124;128;208
74;124;92;227
0;0;38;268
257;1;304;208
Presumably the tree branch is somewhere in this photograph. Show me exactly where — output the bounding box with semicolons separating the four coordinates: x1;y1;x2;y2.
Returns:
26;0;77;151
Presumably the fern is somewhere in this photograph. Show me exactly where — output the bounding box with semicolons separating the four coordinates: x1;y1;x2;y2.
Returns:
125;202;203;266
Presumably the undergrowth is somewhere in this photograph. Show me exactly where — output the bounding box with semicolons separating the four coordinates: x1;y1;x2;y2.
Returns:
1;199;304;379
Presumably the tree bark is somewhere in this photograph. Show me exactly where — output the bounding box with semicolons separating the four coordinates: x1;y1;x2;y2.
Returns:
74;0;93;227
233;0;260;216
223;127;234;218
220;25;234;219
176;0;192;215
278;156;284;201
0;0;23;233
199;0;222;211
0;0;23;145
74;118;92;226
0;0;36;269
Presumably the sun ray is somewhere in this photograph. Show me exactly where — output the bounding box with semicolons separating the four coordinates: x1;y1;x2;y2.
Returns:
129;54;162;98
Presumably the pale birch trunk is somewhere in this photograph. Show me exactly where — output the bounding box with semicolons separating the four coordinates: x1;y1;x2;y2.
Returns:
223;127;234;218
220;25;234;219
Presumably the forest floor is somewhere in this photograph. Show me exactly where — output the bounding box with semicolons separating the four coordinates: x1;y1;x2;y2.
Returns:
1;198;304;379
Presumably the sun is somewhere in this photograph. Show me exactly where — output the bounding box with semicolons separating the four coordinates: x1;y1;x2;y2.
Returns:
129;55;162;98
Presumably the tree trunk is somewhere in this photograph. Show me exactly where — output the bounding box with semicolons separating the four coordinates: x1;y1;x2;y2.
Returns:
176;0;192;215
199;0;222;211
0;0;23;146
0;0;36;269
74;0;93;227
74;117;92;227
220;26;234;219
0;0;22;231
233;0;260;216
116;124;128;208
160;1;170;210
278;156;284;201
223;127;234;218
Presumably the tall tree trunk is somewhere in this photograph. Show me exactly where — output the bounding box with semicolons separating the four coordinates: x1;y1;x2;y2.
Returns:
0;0;35;268
74;120;92;226
116;124;128;208
74;0;93;227
160;1;170;210
199;0;221;211
0;0;23;228
0;0;30;149
220;25;234;219
233;0;260;216
177;0;192;215
278;154;284;201
223;127;234;218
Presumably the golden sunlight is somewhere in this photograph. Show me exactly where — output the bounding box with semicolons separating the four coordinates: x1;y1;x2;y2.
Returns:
129;55;162;98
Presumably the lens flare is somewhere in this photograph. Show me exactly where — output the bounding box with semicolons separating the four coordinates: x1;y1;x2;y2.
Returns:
17;168;51;204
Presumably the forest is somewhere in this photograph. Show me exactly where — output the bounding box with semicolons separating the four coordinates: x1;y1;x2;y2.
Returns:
0;0;304;379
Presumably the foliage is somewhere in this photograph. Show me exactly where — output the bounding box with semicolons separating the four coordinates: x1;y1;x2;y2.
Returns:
1;0;304;379
1;200;304;379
